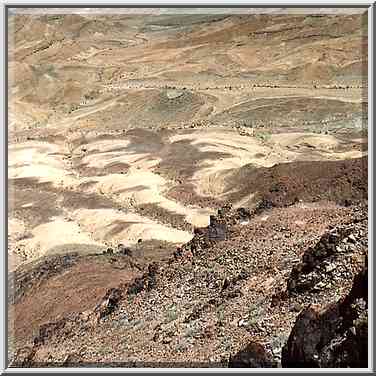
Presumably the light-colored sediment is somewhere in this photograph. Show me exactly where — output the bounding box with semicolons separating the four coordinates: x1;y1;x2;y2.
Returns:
8;127;366;269
73;208;193;246
9;142;76;186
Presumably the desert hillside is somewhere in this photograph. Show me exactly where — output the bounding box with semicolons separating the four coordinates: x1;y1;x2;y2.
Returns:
8;9;368;368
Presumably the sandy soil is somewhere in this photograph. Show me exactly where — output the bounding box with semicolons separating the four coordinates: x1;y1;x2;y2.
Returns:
8;128;365;270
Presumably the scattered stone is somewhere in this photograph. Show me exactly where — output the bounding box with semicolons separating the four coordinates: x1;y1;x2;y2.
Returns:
290;302;303;312
12;347;36;367
127;263;158;295
63;353;83;366
348;234;357;244
325;263;336;272
222;277;231;291
238;318;248;327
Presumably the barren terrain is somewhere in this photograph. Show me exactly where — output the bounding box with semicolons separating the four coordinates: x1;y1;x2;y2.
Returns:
8;9;368;368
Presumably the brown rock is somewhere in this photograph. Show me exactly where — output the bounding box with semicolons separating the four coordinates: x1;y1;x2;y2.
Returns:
229;341;275;368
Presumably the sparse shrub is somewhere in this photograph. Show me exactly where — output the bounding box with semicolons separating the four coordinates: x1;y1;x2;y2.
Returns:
216;304;225;323
175;340;189;353
166;306;178;323
184;325;200;339
255;131;271;142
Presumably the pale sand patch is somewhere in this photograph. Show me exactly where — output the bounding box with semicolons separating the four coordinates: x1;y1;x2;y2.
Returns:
329;150;367;159
8;218;27;243
9;253;23;272
96;170;165;203
81;149;161;170
269;133;366;162
269;132;341;150
9;141;76;186
169;129;271;197
269;133;364;160
24;218;102;260
86;171;213;228
166;90;184;99
169;129;365;198
9;218;26;234
74;208;193;246
351;138;367;143
9;129;366;268
234;193;256;209
74;139;130;155
8;218;29;271
77;135;214;227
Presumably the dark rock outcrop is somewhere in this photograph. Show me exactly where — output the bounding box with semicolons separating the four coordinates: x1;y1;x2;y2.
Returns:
174;206;232;260
94;287;123;320
282;263;368;368
287;220;367;294
127;263;158;295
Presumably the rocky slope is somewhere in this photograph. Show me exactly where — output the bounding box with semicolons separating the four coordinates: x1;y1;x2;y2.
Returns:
10;159;368;366
8;9;368;368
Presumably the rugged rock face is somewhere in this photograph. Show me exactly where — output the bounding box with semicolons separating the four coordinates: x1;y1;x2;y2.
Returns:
174;206;233;259
10;202;368;368
227;157;368;210
287;215;367;294
94;288;123;321
282;263;368;368
127;263;159;295
13;346;36;368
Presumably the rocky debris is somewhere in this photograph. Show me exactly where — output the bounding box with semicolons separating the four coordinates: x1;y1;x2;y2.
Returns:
166;182;223;209
117;243;133;256
102;247;114;255
228;156;367;210
33;320;69;347
136;203;192;232
208;215;227;241
94;287;123;321
12;346;36;367
11;203;368;367
9;253;80;304
183;298;220;324
62;353;84;366
229;341;276;368
254;199;274;215
11;315;87;367
174;206;233;260
127;263;158;295
12;285;127;366
282;263;368;368
287;219;367;294
221;270;250;292
235;207;252;223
